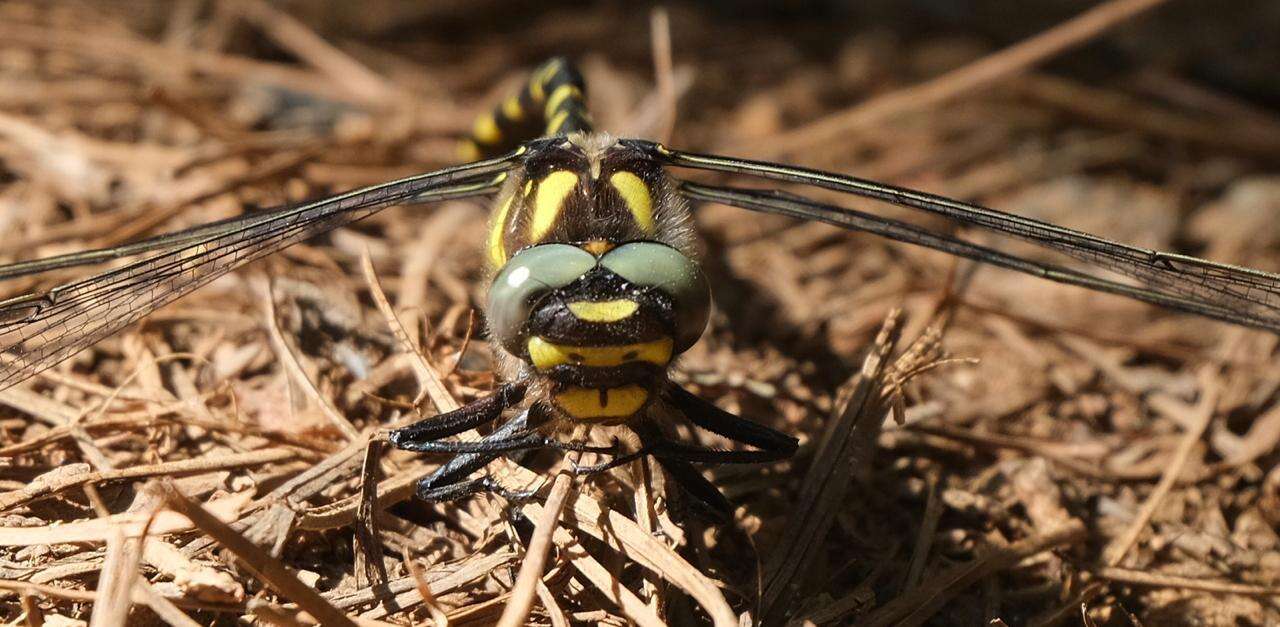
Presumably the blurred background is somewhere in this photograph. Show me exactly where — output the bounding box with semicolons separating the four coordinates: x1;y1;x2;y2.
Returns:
2;1;1280;625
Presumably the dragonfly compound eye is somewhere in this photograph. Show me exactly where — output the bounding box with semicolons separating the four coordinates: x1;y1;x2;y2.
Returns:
599;242;711;353
487;243;596;352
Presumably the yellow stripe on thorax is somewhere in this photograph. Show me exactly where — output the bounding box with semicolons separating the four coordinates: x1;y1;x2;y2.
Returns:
530;170;578;241
487;192;516;266
527;336;673;370
608;171;654;233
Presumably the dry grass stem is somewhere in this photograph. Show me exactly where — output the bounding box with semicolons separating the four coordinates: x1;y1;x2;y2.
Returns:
228;0;401;106
862;520;1087;627
160;481;359;627
1103;369;1221;567
648;7;676;143
495;472;574;627
761;310;902;617
255;275;361;440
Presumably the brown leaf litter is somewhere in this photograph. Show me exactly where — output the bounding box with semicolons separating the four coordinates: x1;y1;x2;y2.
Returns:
2;1;1280;624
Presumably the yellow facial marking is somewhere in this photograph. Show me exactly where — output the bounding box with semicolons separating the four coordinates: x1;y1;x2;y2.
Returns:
527;336;673;370
609;171;654;233
567;300;639;322
546;109;570;135
501;96;523;121
530;170;578;240
472;113;501;145
544;84;581;118
487;192;516;266
581;240;614;256
554;385;650;421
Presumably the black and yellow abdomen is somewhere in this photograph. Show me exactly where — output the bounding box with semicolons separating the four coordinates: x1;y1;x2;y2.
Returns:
459;57;593;162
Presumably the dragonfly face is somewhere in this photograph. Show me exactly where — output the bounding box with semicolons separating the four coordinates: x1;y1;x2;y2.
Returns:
484;135;711;424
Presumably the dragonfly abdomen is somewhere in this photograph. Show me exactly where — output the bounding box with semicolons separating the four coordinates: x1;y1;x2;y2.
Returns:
459;57;593;161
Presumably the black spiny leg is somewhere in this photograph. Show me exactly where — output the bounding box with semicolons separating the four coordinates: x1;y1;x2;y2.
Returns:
573;389;797;478
408;405;621;503
418;475;535;503
388;382;527;449
627;386;802;524
631;422;736;523
414;409;538;503
667;383;799;459
396;428;620;456
652;455;734;524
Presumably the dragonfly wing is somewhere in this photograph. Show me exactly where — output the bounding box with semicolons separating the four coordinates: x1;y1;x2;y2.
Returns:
642;140;1280;334
0;156;516;391
677;179;1280;334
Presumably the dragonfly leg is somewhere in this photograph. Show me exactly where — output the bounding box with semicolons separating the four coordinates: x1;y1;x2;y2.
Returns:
650;453;734;523
416;474;537;503
409;409;532;502
666;383;798;458
388;382;527;448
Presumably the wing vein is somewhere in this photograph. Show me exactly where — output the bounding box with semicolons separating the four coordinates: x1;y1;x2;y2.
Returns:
644;140;1280;333
0;155;515;390
677;180;1280;334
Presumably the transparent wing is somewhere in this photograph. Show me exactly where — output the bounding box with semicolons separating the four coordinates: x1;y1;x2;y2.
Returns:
638;140;1280;334
0;210;320;281
0;152;518;391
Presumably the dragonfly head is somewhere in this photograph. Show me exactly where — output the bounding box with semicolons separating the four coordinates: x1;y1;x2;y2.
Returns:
486;241;710;423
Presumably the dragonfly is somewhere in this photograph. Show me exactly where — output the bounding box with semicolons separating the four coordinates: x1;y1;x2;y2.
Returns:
3;57;1279;519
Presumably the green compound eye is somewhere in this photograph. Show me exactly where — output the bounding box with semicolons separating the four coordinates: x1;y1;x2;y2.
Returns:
488;244;596;351
600;242;711;353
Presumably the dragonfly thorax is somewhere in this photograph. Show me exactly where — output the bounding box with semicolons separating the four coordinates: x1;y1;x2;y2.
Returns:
484;133;697;268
